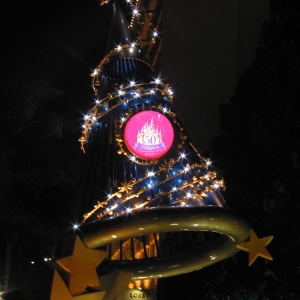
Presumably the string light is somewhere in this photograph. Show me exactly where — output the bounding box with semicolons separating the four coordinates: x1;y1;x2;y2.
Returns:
79;151;225;224
77;0;226;225
79;82;174;152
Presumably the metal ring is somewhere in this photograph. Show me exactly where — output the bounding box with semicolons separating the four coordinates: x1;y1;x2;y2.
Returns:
78;206;250;279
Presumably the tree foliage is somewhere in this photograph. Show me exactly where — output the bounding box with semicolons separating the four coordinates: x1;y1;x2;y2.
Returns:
158;0;300;299
208;0;300;298
0;76;80;299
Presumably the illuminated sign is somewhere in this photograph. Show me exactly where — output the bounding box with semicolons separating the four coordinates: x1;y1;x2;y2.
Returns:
123;289;156;299
124;111;174;159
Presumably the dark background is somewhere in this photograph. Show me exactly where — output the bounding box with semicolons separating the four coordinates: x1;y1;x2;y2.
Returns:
2;0;269;154
1;0;300;299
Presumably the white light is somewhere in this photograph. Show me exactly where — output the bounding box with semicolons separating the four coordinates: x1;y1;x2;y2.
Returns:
126;207;132;212
95;100;100;104
155;78;160;84
84;115;89;120
82;125;86;128
172;187;177;191
214;184;220;189
163;107;167;113
73;224;79;229
180;153;186;159
111;235;117;238
130;80;135;86
31;261;35;264
168;89;173;95
92;116;96;121
135;203;145;209
184;166;189;172
93;70;98;75
118;90;124;95
121;117;125;122
148;183;152;188
131;43;135;48
117;45;122;51
131;156;136;161
135;92;140;98
150;89;155;94
186;192;192;198
153;31;158;37
133;8;138;14
148;171;154;177
206;159;212;166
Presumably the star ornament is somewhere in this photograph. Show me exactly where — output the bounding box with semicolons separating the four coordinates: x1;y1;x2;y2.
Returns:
50;270;106;300
236;228;273;266
56;235;108;296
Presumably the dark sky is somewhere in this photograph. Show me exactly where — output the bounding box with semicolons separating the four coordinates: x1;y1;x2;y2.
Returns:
163;0;269;153
2;0;269;156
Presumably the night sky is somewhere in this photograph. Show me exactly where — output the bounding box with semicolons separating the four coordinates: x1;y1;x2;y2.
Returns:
2;0;269;156
163;0;269;153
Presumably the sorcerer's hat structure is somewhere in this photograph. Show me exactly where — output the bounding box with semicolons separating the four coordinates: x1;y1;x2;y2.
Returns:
49;1;273;299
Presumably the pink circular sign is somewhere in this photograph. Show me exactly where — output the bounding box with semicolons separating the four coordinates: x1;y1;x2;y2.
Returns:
124;111;174;159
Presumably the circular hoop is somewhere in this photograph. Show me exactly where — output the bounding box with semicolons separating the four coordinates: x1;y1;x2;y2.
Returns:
79;206;250;279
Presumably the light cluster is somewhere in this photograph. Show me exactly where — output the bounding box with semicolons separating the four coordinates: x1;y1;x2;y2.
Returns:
79;81;174;152
79;149;225;225
91;39;157;95
77;0;226;226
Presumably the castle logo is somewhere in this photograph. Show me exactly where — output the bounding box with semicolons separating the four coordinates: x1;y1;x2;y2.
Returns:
124;111;174;159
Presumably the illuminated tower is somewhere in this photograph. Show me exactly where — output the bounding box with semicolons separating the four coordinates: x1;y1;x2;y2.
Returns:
75;0;249;279
49;1;259;299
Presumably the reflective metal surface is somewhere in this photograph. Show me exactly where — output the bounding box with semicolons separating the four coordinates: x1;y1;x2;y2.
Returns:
79;206;250;279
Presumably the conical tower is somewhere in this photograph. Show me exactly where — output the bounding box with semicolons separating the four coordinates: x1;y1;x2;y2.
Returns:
49;3;276;299
74;0;249;280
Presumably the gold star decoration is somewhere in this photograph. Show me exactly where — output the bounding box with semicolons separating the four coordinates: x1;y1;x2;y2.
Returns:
192;188;205;200
118;179;135;194
159;159;174;173
50;270;106;300
56;235;108;296
236;228;273;266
